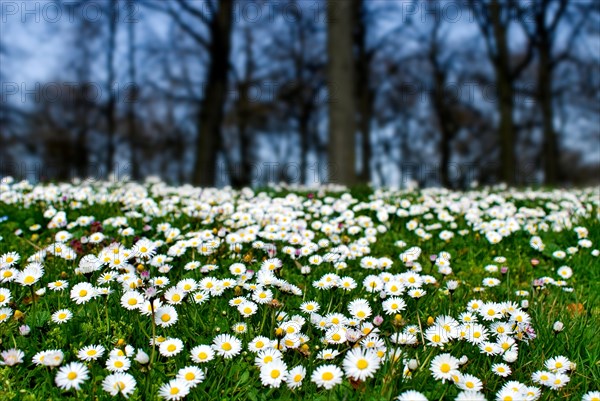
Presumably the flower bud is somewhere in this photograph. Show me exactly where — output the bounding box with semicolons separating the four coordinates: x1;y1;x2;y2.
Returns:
553;321;564;332
408;359;419;370
19;325;31;336
503;350;518;363
135;349;149;364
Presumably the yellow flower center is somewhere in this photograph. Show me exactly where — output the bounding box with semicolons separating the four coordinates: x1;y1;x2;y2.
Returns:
322;372;334;381
222;343;232;351
24;276;35;284
185;372;195;381
270;369;280;379
199;352;207;359
115;361;124;368
161;314;171;322
440;363;451;373
167;344;176;352
67;372;77;380
128;299;138;305
356;359;368;370
79;290;88;297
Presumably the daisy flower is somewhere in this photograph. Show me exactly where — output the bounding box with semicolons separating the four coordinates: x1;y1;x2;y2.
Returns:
408;288;426;298
120;291;144;310
70;282;96;304
106;355;131;372
102;372;137;398
299;301;320;314
158;379;190;400
339;277;357;291
212;334;242;359
0;252;19;268
260;359;287;388
492;363;512;377
16;264;44;286
190;345;215;363
583;391;600;401
47;280;69;291
51;309;73;324
159;338;184;357
342;347;381;381
248;336;272;353
286;365;306;389
77;345;105;361
544;356;571;373
396;390;428;401
430;353;459;382
348;299;372;320
0;349;24;366
55;362;89;391
164;287;186;305
425;326;450;347
311;364;343;390
458;373;483;391
176;366;205;388
154;306;178;327
0;307;12;323
255;348;283;367
33;349;64;367
548;372;570;389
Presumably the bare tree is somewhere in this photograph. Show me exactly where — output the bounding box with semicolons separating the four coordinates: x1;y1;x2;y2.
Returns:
126;0;140;181
469;0;534;184
105;0;118;176
327;0;357;185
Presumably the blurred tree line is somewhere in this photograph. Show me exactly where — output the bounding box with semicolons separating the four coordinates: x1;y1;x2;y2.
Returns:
0;0;598;187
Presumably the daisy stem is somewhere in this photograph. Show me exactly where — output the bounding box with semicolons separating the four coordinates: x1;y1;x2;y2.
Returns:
258;304;268;335
145;303;157;397
105;297;110;335
30;286;36;313
415;301;425;349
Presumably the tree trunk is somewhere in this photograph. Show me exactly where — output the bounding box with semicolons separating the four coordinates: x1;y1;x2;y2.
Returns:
353;0;371;184
327;0;357;185
299;109;310;185
127;0;140;181
537;21;559;185
491;1;516;184
192;0;234;187
105;1;117;177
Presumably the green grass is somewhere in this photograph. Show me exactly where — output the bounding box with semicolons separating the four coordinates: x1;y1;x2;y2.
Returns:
0;182;598;400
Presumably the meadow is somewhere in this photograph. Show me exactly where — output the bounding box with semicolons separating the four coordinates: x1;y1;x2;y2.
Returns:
0;177;598;401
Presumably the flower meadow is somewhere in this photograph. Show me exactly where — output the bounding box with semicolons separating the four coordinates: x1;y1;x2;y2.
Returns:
0;178;599;401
